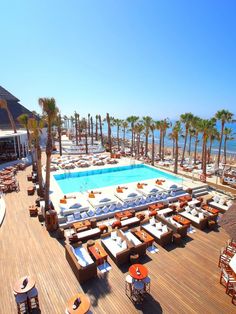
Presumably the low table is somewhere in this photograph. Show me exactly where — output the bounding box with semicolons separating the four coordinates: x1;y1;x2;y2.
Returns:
73;220;91;232
202;204;219;215
13;276;35;294
173;215;191;226
134;230;154;247
88;243;108;265
66;293;91;314
115;211;133;220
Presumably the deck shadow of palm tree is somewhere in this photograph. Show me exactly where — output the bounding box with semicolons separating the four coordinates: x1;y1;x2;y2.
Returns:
132;293;163;313
81;271;112;308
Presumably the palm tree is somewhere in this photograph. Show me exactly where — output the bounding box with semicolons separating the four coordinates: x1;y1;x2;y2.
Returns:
98;115;103;146
121;120;128;148
54;113;63;156
90;116;94;145
150;123;156;165
74;112;79;145
87;113;91;137
161;119;171;160
126;116;139;156
180;113;194;164
188;128;195;157
142;116;152;157
38;97;58;211
133;123;144;158
168;132;175;159
28;117;44;196
207;127;219;164
106;113;112;153
215;109;234;166
199;119;214;179
0;99;17;133
114;119;122;151
17;114;30;157
155;121;161;158
95;115;99;141
191;116;201;164
223;127;235;164
172;121;181;174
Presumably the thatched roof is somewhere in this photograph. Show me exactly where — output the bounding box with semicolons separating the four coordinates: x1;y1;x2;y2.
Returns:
0;86;34;129
219;202;236;240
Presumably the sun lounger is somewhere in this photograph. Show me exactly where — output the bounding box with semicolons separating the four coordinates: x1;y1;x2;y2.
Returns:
178;207;208;229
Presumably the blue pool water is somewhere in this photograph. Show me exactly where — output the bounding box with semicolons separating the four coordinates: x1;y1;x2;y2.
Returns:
54;164;182;194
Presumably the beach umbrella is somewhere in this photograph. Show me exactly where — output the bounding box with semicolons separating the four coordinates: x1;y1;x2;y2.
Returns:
219;203;236;240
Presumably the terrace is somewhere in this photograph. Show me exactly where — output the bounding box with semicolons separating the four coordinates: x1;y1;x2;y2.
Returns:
0;165;235;313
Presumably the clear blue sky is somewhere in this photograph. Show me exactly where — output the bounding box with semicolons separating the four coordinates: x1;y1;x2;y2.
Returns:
1;0;236;119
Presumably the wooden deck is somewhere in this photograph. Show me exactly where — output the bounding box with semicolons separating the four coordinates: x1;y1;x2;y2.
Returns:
0;165;235;313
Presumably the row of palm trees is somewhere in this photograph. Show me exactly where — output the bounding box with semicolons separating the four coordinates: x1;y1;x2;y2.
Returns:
64;111;234;178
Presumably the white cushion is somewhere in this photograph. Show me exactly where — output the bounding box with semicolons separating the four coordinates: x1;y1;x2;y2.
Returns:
198;212;204;220
69;202;82;209
67;215;74;222
150;217;155;225
111;231;117;240
81;211;88;219
156;222;162;230
162;225;168;233
116;237;122;247
219;198;225;205
102;206;109;213
73;212;81;220
87;208;95;217
191;209;198;216
121;240;127;250
185;206;191;213
213;195;220;203
95;207;103;215
226;200;233;207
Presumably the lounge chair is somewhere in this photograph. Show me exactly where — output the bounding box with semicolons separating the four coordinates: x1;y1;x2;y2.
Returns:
178;206;208;230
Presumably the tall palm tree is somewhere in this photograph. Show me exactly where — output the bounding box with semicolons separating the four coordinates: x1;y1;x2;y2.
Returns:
172;121;181;174
74;112;79;145
54;113;62;156
114;119;122;151
155;121;161;158
142;116;152;157
98;115;103;146
106;113;112;153
207;127;219;164
150;123;156;165
161;119;171;160
215;109;234;166
90;116;94;145
133;123;144;158
180;112;194;164
87;113;91;137
0;99;17;133
188;128;195;157
38;97;58;211
168;132;175;159
17;114;30;157
223;127;235;164
28;117;44;196
95;115;99;141
121;120;128;148
191;116;201;164
199;119;214;179
126;116;139;156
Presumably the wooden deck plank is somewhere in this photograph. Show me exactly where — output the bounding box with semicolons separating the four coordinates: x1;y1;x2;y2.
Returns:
0;164;235;313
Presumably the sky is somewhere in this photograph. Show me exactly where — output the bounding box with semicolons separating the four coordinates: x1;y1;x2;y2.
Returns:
0;0;236;119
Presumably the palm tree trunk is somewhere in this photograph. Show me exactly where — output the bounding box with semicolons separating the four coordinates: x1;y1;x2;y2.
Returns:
6;107;17;133
87;114;90;137
181;129;188;164
107;113;112;153
188;135;192;157
85;121;88;154
99;115;103;146
36;141;44;196
224;137;227;164
208;138;213;164
75;115;78;146
95;116;98;141
151;130;155;166
194;134;198;164
45;123;52;211
159;130;162;158
172;139;175;158
91;117;94;145
145;132;148;157
174;138;178;174
162;131;165;160
123;127;126;145
217;123;224;166
117;125;120;151
131;124;134;155
202;138;207;178
137;133;140;158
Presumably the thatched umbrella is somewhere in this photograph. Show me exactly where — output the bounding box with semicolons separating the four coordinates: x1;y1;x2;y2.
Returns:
219;203;236;240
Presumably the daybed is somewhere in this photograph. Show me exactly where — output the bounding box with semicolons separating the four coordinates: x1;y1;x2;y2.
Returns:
65;242;97;283
101;231;131;266
120;227;147;257
208;196;233;213
178;206;208;230
156;215;188;238
70;227;101;243
140;218;173;246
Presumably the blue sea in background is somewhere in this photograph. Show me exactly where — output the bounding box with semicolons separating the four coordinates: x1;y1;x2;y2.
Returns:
102;121;236;155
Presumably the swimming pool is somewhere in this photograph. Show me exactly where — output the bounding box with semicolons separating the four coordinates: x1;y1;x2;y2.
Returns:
54;164;182;194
